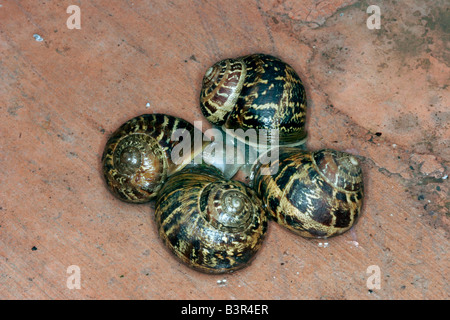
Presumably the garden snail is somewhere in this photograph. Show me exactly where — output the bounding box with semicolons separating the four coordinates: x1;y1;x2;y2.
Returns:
200;53;308;148
102;113;207;203
155;164;268;273
251;147;364;238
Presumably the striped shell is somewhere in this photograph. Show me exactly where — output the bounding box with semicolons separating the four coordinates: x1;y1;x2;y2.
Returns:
155;165;268;273
102;114;203;203
200;53;308;147
252;147;364;238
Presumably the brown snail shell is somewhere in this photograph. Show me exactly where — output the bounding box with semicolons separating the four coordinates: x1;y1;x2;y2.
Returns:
200;53;308;147
101;113;205;203
155;165;268;273
252;147;364;238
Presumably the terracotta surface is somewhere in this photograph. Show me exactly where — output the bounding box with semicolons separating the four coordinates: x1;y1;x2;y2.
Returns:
0;0;448;300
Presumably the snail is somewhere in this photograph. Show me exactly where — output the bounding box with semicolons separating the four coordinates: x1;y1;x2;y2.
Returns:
102;113;207;203
155;164;268;273
200;53;308;148
251;147;364;238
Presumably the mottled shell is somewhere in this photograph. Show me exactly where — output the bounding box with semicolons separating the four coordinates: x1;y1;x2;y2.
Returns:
102;114;203;203
252;148;364;238
155;165;268;273
200;53;308;147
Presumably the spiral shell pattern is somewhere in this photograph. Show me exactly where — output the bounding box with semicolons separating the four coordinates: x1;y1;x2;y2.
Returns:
200;53;308;147
252;148;364;238
155;165;268;273
102;114;203;203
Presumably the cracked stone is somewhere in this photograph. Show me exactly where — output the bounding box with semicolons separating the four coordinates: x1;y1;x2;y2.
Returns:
410;154;445;178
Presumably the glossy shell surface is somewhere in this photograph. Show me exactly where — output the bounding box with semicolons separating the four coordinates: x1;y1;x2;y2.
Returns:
252;147;364;238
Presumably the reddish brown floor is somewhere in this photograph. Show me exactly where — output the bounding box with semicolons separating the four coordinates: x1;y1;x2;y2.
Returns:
0;1;448;299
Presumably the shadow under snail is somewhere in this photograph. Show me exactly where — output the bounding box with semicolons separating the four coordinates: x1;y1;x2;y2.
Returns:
251;147;364;238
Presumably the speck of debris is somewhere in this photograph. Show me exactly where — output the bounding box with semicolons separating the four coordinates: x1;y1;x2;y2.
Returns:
436;186;441;191
418;194;425;200
217;279;227;286
33;34;44;42
375;132;382;136
31;246;38;251
100;128;106;134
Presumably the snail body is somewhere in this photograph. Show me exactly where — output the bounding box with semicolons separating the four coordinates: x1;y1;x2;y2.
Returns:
155;165;268;273
102;113;205;203
200;53;308;147
252;147;364;238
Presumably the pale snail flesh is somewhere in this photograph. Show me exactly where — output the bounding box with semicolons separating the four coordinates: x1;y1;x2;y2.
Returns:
155;165;268;273
252;147;364;238
200;53;308;148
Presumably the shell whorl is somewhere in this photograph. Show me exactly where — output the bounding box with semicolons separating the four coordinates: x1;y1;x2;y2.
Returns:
109;132;168;201
200;58;247;126
312;149;363;192
252;147;364;238
200;53;308;147
201;182;254;233
155;165;268;273
102;114;202;203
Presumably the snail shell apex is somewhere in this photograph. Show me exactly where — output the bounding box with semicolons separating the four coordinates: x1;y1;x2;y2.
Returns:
252;148;364;238
200;53;308;147
155;165;268;273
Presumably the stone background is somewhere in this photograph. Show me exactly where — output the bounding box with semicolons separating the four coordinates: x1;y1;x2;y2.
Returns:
0;0;448;299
